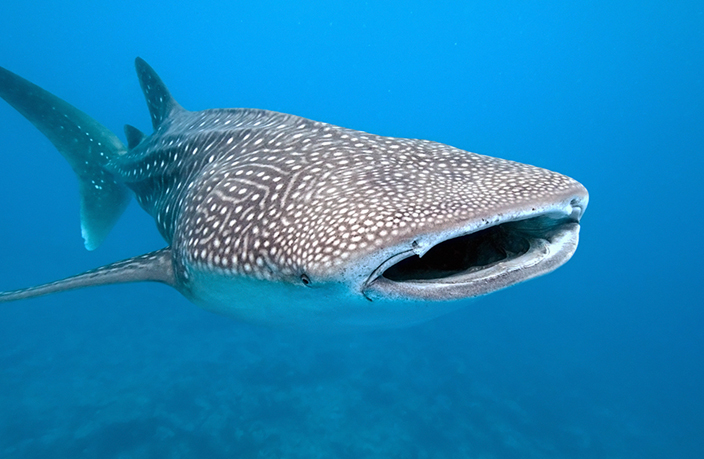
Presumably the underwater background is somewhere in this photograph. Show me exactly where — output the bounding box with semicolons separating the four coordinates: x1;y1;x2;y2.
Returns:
0;1;702;457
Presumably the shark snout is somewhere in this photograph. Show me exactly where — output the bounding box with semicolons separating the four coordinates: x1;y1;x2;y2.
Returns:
566;182;589;222
361;177;589;303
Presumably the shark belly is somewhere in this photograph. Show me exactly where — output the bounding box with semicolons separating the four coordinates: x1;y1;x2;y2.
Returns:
183;267;470;331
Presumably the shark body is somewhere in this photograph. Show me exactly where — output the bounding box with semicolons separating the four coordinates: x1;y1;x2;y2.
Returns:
0;59;588;329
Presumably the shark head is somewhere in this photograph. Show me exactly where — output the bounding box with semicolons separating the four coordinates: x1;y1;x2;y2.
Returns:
159;108;588;329
0;58;588;331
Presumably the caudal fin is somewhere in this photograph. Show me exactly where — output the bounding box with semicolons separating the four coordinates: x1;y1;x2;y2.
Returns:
0;65;130;250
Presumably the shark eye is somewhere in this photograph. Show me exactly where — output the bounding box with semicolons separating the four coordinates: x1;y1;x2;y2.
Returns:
300;274;311;286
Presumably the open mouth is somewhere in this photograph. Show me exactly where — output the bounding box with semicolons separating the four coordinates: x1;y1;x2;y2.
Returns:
383;215;570;281
363;212;583;301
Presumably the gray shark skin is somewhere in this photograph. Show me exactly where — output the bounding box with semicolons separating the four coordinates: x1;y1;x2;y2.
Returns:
0;59;588;330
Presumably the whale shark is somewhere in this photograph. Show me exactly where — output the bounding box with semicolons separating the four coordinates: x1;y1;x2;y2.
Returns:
0;58;588;329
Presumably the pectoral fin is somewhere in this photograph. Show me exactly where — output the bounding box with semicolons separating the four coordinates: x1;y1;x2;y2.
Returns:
0;248;175;303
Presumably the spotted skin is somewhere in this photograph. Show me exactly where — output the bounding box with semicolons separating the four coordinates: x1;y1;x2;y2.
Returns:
113;106;580;289
0;58;588;329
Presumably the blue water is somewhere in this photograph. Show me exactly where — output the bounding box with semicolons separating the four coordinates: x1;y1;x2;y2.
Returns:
1;1;702;457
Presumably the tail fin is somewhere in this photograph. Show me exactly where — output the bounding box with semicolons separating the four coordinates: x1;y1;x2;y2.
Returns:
0;65;130;250
134;57;184;130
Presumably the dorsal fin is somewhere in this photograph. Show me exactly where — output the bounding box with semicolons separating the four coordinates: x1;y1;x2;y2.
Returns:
124;124;146;149
0;248;175;303
134;57;183;131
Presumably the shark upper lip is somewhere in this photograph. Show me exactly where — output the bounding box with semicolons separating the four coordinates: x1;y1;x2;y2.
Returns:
362;198;586;302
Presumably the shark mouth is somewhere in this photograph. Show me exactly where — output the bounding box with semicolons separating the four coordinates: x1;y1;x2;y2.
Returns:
363;204;584;302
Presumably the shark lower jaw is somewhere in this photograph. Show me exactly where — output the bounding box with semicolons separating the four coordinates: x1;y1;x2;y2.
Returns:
362;211;583;302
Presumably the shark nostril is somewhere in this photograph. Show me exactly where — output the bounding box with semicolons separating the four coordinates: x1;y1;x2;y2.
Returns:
300;274;311;286
569;197;586;220
411;240;424;255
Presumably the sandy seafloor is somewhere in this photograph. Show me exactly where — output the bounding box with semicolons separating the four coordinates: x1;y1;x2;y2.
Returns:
0;1;702;458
